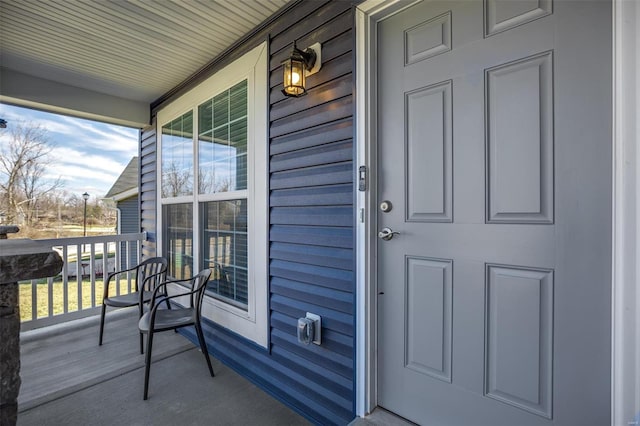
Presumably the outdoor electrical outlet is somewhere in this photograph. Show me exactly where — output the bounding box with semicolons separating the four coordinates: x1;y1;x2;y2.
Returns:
306;312;321;345
297;312;321;345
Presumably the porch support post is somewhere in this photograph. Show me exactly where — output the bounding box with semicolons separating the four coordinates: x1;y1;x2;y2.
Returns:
0;282;20;425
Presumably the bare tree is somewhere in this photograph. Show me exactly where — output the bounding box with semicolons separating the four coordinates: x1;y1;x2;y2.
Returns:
0;122;62;224
162;162;192;198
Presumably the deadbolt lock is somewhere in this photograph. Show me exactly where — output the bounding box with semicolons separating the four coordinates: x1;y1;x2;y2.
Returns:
380;200;393;213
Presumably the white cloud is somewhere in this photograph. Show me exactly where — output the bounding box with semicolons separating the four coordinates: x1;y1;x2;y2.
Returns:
58;115;137;152
1;103;138;196
46;146;134;196
50;147;126;176
0;106;78;136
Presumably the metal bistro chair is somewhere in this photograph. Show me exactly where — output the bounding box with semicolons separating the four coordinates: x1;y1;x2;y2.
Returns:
99;257;168;354
138;269;214;400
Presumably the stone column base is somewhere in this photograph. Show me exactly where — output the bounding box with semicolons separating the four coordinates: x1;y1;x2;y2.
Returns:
0;282;20;426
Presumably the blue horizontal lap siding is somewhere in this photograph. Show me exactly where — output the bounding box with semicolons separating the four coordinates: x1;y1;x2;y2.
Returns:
270;96;353;138
271;162;353;189
271;205;352;227
165;2;357;425
139;127;156;259
270;183;353;206
181;322;350;425
270;259;353;291
269;345;353;400
270;241;354;270
270;225;353;249
270;119;352;155
270;139;352;172
271;277;352;314
266;4;356;423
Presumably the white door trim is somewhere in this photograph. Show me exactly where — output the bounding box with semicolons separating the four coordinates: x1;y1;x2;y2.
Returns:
355;0;422;416
355;0;640;421
612;0;640;425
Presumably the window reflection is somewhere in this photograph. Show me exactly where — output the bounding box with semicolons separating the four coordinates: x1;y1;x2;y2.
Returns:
163;203;193;280
161;111;193;197
200;199;248;308
198;80;247;194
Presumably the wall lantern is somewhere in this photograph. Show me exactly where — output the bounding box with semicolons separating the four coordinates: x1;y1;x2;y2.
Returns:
281;42;322;97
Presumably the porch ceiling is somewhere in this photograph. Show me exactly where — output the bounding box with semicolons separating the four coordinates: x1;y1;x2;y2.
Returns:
0;0;291;127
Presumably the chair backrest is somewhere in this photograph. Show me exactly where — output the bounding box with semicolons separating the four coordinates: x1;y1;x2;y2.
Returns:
136;257;168;292
190;269;212;315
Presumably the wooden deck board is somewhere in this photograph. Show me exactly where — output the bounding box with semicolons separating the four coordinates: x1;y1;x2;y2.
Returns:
19;308;192;411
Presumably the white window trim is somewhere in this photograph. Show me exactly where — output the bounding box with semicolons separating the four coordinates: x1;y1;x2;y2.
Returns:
156;42;268;348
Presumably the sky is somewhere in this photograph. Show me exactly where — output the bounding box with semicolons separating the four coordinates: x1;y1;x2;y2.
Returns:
0;103;138;200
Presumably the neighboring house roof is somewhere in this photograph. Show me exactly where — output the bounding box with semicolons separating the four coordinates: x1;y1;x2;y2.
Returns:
105;157;138;201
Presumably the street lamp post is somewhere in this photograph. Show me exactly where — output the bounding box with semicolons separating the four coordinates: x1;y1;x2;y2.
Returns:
82;192;89;237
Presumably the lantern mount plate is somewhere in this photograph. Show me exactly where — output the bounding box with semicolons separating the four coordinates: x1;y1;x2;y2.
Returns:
304;42;322;77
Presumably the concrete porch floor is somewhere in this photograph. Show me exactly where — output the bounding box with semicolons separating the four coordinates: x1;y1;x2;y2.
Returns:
17;309;310;426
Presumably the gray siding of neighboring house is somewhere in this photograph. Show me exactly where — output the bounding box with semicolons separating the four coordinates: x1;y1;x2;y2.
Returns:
119;196;139;235
141;1;356;424
118;196;139;268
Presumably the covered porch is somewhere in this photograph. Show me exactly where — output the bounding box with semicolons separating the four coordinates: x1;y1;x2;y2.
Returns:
1;0;639;425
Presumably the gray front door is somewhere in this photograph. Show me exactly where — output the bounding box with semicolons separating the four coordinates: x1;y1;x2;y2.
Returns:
376;1;612;425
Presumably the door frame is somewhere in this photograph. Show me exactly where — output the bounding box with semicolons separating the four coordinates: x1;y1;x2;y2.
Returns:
612;0;640;424
354;0;640;422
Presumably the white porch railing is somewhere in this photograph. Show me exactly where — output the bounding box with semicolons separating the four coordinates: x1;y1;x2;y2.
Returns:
19;232;146;331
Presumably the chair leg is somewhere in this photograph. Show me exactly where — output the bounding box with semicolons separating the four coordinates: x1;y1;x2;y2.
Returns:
195;322;214;377
166;300;179;333
99;304;106;346
143;331;154;400
138;302;145;354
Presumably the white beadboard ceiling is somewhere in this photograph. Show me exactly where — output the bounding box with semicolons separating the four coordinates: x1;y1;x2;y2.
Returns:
0;0;290;125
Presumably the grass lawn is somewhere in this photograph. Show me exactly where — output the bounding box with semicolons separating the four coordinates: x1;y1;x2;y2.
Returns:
19;278;136;322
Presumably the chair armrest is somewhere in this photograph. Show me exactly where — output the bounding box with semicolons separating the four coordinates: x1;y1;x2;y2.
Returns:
148;277;198;308
106;264;138;282
103;264;139;299
147;290;198;325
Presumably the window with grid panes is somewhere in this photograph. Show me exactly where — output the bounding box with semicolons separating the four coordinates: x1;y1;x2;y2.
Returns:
198;81;248;308
157;43;268;346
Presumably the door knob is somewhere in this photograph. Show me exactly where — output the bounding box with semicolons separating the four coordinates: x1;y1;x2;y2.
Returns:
378;227;400;241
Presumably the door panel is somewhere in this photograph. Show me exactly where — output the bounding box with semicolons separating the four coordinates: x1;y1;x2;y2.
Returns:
405;80;453;222
486;51;554;223
485;265;554;418
376;1;611;425
405;256;453;382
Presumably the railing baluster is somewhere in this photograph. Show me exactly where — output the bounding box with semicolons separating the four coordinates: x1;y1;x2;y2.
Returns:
17;233;145;330
126;241;132;294
115;241;121;295
76;244;82;312
62;245;69;314
102;242;108;307
30;279;37;321
101;242;109;305
47;276;54;318
90;243;96;308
